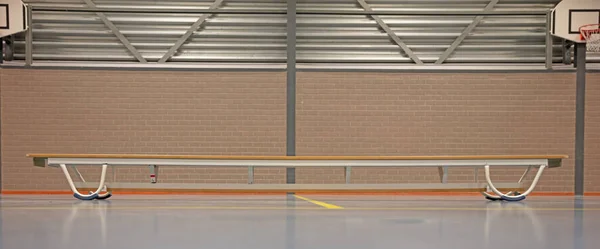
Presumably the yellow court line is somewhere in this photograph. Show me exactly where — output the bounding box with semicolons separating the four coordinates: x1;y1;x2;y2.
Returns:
1;206;322;211
293;195;344;209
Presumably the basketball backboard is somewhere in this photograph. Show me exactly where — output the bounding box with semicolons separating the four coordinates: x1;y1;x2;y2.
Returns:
551;0;599;43
0;0;28;38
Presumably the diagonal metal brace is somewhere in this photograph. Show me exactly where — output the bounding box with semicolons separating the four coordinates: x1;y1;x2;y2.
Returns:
159;0;224;63
356;0;423;65
83;0;147;63
435;0;499;64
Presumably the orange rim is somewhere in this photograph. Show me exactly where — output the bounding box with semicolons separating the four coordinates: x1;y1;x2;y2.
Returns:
579;24;600;40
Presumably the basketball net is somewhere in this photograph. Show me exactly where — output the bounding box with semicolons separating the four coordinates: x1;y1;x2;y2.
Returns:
580;24;600;52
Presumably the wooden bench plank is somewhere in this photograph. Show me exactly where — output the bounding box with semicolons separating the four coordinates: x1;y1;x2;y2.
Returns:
26;153;569;160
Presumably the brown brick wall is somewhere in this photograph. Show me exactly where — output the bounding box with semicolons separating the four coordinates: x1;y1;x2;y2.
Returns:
296;72;599;193
0;68;598;192
0;69;287;190
588;72;600;192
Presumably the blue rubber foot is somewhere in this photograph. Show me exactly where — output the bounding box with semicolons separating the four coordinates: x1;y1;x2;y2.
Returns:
500;195;526;202
74;193;99;200
95;193;113;200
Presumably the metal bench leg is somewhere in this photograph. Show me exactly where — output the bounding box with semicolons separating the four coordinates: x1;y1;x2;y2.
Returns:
60;163;109;200
481;165;532;201
483;164;546;202
94;166;114;200
93;185;113;200
71;165;113;200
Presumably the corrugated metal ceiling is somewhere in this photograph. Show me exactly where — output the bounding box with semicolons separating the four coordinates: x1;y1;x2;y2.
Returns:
7;0;590;65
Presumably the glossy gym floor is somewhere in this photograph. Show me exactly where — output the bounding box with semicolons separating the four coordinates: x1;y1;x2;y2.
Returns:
0;195;598;249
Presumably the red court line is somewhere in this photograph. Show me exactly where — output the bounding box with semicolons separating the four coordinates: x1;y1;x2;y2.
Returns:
0;190;286;196
3;190;599;196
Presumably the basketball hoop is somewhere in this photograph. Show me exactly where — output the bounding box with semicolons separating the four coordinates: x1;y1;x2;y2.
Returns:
580;24;600;52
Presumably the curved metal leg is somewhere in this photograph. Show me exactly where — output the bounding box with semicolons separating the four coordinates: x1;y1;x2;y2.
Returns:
93;185;113;200
95;165;114;200
60;164;108;200
484;164;546;202
481;165;532;201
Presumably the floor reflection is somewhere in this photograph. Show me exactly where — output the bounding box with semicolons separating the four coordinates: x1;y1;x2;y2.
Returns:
62;200;111;248
484;201;545;246
574;197;584;249
286;193;296;249
0;195;597;249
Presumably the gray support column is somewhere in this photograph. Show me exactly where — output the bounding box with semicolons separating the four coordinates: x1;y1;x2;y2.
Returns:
574;42;586;197
25;7;33;66
545;11;553;69
286;0;296;185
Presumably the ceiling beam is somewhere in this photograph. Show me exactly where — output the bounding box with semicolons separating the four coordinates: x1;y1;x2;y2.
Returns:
356;0;423;64
435;0;499;64
158;0;224;63
83;0;147;63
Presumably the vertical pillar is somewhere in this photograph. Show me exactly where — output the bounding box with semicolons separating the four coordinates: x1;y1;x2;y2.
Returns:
545;11;553;69
574;42;586;197
25;7;33;66
286;0;296;185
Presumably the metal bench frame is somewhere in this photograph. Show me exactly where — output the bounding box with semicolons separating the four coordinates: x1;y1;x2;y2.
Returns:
26;154;567;202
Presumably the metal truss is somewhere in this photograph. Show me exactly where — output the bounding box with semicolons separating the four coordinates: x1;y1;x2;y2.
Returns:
435;0;499;64
356;0;423;65
83;0;147;63
158;0;224;63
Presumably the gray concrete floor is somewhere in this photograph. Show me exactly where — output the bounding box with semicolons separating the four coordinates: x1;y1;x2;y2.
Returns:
1;194;599;249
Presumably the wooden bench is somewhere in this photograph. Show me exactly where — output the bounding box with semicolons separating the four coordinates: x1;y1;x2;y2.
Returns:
26;153;568;201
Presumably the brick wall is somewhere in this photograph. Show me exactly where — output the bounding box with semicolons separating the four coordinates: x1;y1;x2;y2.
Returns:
587;72;600;192
0;69;287;190
0;68;598;192
296;72;598;193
